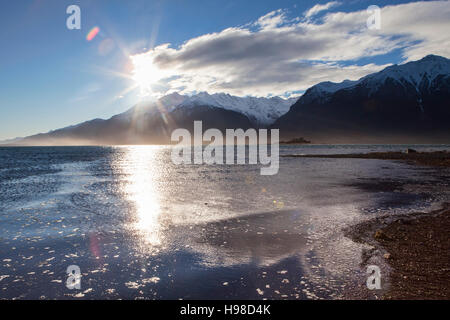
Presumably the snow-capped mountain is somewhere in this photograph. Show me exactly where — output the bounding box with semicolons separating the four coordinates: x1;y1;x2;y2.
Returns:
10;92;294;145
123;92;188;117
360;54;450;94
273;55;450;143
305;55;450;102
307;80;357;97
7;54;450;146
177;92;296;126
116;92;294;127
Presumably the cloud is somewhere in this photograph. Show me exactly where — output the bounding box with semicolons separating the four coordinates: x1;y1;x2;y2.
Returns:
377;0;450;61
304;1;341;19
255;9;287;29
130;1;450;98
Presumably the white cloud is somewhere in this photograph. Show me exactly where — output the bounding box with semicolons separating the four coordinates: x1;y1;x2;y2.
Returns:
130;1;450;98
304;1;341;19
377;0;450;61
255;9;287;29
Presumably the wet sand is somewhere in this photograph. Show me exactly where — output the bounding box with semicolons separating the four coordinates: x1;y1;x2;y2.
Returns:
347;203;450;299
282;150;450;167
283;150;450;299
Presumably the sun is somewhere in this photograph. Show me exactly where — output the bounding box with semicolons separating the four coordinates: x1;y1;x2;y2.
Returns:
130;54;167;96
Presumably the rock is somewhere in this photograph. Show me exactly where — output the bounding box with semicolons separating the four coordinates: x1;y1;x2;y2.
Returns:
383;253;391;259
406;148;417;154
374;230;382;239
374;229;390;240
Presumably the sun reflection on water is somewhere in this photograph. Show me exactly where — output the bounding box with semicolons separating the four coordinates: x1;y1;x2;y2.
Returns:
123;146;164;246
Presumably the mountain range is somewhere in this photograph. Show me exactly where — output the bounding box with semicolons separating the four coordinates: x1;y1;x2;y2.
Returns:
273;54;450;143
3;54;450;145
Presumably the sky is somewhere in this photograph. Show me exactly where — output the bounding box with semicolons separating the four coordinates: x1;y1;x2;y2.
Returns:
0;0;449;140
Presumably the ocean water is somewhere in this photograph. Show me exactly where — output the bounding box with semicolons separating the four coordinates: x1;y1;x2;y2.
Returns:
0;145;449;299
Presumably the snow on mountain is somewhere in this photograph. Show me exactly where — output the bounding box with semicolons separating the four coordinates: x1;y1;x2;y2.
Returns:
305;55;450;101
176;92;296;126
120;91;295;126
312;80;358;94
124;92;188;117
306;79;358;103
360;54;450;93
10;55;450;145
157;92;189;111
273;54;450;143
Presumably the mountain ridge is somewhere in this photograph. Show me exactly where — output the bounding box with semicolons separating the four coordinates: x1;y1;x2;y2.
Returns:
272;54;450;143
3;54;450;145
3;92;293;145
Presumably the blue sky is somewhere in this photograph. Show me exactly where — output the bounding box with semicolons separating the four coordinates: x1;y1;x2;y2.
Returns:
0;0;449;140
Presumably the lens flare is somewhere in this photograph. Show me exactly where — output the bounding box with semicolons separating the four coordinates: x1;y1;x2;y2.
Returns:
98;38;115;55
87;26;100;41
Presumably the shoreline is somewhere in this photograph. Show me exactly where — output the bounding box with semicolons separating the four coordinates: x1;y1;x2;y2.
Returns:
346;203;450;299
282;150;450;167
287;150;450;299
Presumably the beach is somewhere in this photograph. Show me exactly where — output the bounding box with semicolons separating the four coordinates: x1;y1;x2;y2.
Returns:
347;203;450;299
282;150;450;167
285;150;450;299
1;145;449;299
